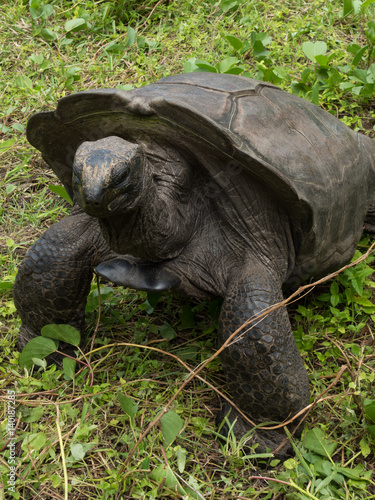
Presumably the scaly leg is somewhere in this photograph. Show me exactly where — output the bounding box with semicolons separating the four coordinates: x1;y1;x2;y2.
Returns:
14;206;117;351
218;261;309;457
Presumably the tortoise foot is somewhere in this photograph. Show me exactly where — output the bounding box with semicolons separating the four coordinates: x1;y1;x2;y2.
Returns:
216;403;293;460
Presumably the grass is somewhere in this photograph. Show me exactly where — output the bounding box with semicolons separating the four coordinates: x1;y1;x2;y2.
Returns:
1;0;375;498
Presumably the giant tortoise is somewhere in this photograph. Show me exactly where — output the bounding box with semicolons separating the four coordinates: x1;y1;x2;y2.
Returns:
14;72;375;456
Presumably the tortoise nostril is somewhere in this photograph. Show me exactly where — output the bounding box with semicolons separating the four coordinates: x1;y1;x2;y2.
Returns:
82;187;106;210
85;198;102;208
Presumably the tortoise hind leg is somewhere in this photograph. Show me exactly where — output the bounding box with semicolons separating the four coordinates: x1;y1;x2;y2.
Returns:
13;206;116;352
218;261;309;457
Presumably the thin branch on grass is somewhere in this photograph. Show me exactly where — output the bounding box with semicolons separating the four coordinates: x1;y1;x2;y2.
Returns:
89;272;102;362
118;241;375;468
55;404;68;500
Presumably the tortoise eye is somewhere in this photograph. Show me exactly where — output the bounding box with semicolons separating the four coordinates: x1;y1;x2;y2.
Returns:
112;170;129;187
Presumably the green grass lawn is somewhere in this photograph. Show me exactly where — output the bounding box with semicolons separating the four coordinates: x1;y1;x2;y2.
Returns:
1;0;375;498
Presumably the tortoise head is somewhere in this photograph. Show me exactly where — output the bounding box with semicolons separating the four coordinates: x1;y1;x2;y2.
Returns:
72;136;144;217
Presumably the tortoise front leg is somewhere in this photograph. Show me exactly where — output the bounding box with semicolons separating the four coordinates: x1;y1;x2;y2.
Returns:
13;206;116;351
218;262;309;457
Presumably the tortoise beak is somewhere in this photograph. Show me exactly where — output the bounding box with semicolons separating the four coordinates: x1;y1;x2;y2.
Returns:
80;185;107;216
72;160;116;217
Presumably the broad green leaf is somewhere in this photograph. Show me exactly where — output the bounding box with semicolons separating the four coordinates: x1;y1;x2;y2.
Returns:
0;139;15;151
252;40;269;58
126;26;136;47
70;442;95;461
151;464;187;496
223;66;244;75
40;28;57;41
195;60;217;73
51;475;62;488
284;458;298;469
330;281;339;296
5;184;17;194
15;75;33;90
302;41;327;62
362;0;375;11
65;18;87;33
311;81;320;105
273;66;291;81
353;69;370;83
137;36;146;49
339;82;355;90
314;461;342;493
220;0;242;12
364;400;375;422
63;357;76;380
11;123;25;133
315;54;334;67
22;406;44;423
161;411;184;446
160;323;177;340
360;438;371;458
175;446;187;473
70;443;85;461
304;427;338;457
352;45;369;67
184;58;198;73
29;53;44;65
19;337;58;369
368;63;375;83
29;4;42;20
104;41;125;54
226;35;244;51
347;43;363;55
21;432;47;452
301;68;313;83
256;33;272;46
32;357;47;368
118;394;138;417
337;463;370;480
48;184;73;204
217;57;240;73
353;296;375;307
327;67;343;85
343;0;354;16
41;324;81;346
350;276;363;295
330;294;340;307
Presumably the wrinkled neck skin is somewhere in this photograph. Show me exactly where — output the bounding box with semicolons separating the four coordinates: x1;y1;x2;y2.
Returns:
97;141;296;299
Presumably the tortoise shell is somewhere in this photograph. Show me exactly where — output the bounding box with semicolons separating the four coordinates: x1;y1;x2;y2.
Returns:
26;72;375;284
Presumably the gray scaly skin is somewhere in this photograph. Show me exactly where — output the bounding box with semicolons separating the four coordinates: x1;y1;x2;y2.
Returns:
14;136;310;457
